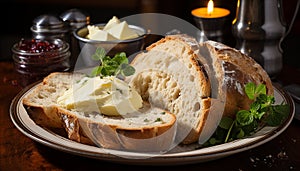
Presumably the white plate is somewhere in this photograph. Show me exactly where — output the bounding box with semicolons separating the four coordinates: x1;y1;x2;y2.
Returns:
9;83;295;165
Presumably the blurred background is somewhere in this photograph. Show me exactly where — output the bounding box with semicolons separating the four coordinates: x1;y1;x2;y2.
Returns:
0;0;299;69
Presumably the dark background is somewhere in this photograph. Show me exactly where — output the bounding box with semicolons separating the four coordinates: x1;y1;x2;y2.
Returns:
1;0;299;69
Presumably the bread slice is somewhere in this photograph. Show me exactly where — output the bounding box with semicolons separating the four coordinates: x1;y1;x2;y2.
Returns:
22;72;177;152
127;34;212;144
57;103;176;152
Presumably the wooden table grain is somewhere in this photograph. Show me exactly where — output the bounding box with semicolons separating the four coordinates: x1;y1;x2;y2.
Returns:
1;61;300;171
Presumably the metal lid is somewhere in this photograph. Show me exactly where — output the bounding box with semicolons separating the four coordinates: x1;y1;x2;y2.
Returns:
31;14;67;33
60;8;90;29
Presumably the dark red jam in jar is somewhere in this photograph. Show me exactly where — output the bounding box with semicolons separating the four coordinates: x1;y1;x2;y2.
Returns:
17;39;61;53
12;38;71;87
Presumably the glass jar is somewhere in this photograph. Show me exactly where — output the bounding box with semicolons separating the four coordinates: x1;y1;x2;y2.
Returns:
12;38;71;87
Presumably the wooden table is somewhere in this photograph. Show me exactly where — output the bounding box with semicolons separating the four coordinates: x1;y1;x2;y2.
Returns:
1;61;300;171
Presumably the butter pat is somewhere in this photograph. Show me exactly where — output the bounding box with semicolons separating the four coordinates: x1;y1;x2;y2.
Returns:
106;21;139;40
86;25;100;38
57;76;143;116
86;25;117;41
88;29;117;41
103;16;120;31
86;16;139;41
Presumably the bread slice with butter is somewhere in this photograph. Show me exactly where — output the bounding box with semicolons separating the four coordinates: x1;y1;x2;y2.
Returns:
57;103;176;152
22;72;177;152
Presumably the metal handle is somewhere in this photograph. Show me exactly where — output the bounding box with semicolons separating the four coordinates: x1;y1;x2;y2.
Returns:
280;0;300;49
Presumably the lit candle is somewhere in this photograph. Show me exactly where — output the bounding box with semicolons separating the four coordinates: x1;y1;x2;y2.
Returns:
207;0;214;15
191;0;230;18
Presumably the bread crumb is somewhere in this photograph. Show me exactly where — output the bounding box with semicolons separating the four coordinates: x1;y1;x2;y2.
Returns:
248;150;295;170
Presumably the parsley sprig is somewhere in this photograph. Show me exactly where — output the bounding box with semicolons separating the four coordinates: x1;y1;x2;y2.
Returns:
204;82;290;146
90;47;135;78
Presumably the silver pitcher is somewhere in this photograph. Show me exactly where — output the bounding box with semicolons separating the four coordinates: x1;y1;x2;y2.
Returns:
232;0;299;79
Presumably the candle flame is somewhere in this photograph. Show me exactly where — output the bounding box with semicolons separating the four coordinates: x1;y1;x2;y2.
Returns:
207;0;214;15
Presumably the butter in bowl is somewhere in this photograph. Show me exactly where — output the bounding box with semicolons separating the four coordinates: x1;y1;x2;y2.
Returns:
73;16;147;67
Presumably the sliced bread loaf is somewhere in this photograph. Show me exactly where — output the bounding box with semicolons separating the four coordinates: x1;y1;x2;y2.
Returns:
22;34;274;150
127;35;274;145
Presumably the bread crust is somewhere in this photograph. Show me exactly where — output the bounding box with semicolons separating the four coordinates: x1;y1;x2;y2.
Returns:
199;40;274;117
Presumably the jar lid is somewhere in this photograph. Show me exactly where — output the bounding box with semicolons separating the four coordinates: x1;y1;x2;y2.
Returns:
60;8;90;29
31;14;67;33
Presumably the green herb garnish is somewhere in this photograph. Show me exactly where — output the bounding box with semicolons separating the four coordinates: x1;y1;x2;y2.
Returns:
203;82;290;147
90;47;135;78
155;118;162;122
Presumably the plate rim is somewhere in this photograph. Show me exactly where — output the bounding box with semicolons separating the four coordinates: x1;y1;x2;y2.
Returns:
9;82;295;165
